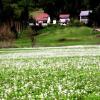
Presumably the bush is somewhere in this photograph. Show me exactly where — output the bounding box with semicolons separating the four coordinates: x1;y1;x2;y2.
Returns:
0;24;15;48
0;41;15;48
69;19;85;27
21;27;36;47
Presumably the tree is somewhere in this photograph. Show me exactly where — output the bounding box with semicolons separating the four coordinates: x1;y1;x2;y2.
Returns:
0;0;3;23
94;4;100;26
1;0;100;26
38;0;86;19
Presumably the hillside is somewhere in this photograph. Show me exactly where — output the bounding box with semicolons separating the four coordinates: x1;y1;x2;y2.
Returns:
14;26;100;47
35;26;100;47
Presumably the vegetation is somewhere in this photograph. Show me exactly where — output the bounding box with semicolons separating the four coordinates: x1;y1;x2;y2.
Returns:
0;47;100;99
35;26;100;47
0;0;100;23
0;26;100;48
0;1;100;99
5;26;99;47
15;28;32;48
0;0;100;47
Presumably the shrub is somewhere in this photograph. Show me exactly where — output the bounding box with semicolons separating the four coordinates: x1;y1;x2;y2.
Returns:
69;19;85;27
0;24;15;48
21;27;36;47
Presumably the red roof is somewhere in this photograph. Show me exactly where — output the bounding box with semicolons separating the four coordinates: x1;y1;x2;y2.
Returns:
35;13;49;21
59;14;70;18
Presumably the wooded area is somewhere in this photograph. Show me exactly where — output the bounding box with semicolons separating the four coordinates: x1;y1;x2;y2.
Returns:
0;0;100;25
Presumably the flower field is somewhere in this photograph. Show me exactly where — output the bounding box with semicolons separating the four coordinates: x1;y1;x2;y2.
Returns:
0;46;100;100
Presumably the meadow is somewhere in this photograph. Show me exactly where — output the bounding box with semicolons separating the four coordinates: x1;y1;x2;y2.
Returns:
0;46;100;100
35;26;100;47
15;26;100;47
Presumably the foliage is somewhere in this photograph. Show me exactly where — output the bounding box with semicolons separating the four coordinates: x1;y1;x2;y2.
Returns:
15;28;33;48
0;24;14;41
0;24;15;48
36;26;100;46
94;4;100;26
0;0;100;23
69;19;84;27
0;48;100;99
1;0;100;44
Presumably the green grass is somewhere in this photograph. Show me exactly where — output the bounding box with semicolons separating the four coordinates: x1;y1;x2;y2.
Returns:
15;38;32;47
0;54;100;99
14;29;32;48
35;26;100;46
13;26;100;47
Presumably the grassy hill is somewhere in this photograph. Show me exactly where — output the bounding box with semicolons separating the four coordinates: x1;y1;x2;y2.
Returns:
35;26;100;47
15;26;100;47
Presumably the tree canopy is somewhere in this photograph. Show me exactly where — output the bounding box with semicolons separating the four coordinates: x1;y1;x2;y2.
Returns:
0;0;100;25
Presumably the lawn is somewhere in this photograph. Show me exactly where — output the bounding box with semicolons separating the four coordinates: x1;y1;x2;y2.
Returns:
14;26;100;47
35;26;100;47
15;29;32;48
0;46;100;99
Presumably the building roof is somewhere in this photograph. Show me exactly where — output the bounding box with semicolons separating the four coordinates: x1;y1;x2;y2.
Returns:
34;13;49;21
80;10;92;16
59;14;70;18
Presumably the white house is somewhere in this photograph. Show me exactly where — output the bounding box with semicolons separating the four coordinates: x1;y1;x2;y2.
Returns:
35;13;51;27
80;10;92;24
59;14;70;25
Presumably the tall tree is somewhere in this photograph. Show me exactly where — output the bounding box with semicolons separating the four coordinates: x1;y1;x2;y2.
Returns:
0;0;3;23
38;0;84;19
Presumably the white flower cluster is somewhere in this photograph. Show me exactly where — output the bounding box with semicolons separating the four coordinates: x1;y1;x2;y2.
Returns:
0;46;100;99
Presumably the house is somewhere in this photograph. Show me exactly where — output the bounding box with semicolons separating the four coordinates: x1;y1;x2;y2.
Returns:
80;10;92;24
34;13;51;26
59;14;70;25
